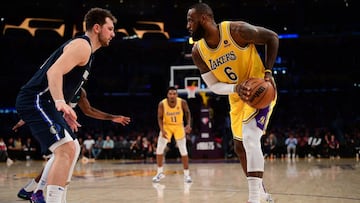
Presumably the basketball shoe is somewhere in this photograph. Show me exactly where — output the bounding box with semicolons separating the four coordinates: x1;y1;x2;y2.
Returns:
30;190;46;203
184;175;192;183
17;188;33;200
260;183;274;203
261;192;274;203
152;172;165;183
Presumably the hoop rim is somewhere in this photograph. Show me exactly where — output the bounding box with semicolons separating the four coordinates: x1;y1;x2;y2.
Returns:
185;85;198;90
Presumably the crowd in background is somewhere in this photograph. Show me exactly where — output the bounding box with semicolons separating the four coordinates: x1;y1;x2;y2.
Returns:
1;120;359;163
1;91;360;163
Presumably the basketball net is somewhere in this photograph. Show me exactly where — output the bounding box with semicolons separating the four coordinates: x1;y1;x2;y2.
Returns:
186;86;197;99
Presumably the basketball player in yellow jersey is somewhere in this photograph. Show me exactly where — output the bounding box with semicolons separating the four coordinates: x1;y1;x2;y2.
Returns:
187;3;278;203
152;86;193;183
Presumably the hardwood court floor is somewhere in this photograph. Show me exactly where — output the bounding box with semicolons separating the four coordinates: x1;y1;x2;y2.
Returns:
1;157;359;203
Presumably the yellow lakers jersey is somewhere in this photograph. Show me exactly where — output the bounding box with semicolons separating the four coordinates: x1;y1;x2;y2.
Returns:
196;21;267;112
197;21;265;85
162;98;183;125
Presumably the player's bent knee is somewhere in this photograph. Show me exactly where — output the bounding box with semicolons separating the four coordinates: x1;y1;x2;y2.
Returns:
177;137;188;156
74;139;81;158
156;136;168;155
243;119;264;172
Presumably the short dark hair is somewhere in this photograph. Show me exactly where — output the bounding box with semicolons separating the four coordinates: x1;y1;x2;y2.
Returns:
167;86;177;92
190;3;214;19
84;7;117;31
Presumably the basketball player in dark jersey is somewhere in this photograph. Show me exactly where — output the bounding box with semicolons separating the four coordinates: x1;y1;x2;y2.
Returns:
15;87;130;202
187;3;278;203
15;8;117;203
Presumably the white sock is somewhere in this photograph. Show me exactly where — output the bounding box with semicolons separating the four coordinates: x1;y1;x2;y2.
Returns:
247;177;262;203
36;178;47;192
61;185;68;203
35;154;55;192
184;169;190;176
260;181;270;200
157;167;163;174
46;185;64;203
260;181;266;195
23;179;37;192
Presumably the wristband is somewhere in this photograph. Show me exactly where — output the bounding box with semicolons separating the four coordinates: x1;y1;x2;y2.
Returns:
55;99;66;103
264;69;272;74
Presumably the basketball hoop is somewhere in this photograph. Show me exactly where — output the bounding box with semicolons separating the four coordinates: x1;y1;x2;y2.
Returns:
186;86;197;99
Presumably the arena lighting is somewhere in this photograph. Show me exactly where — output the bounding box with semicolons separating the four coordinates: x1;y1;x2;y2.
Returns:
169;37;188;42
0;107;17;114
278;33;299;39
170;33;299;44
272;67;287;75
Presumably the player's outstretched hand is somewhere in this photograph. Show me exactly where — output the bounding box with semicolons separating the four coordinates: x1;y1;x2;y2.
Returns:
12;119;26;132
112;115;131;126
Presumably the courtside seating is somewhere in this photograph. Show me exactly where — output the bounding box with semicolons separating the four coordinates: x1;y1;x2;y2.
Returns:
3;18;65;37
133;21;169;40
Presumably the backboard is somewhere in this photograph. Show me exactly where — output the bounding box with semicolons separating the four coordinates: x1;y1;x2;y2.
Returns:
169;65;211;94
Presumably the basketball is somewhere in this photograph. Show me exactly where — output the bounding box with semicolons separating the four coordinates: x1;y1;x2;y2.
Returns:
241;78;276;109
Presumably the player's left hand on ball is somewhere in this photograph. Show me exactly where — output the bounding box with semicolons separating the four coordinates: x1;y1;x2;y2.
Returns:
264;71;276;90
235;82;251;102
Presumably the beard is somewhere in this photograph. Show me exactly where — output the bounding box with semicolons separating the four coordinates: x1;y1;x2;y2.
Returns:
99;33;110;47
191;25;205;41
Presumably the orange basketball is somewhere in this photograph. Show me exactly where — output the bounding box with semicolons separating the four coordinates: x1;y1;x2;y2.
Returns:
242;78;276;109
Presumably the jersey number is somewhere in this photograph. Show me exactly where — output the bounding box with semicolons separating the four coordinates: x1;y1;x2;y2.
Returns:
170;116;177;123
224;67;238;81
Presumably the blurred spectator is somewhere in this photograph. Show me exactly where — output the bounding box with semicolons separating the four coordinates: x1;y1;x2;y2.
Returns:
82;134;95;159
327;133;340;159
92;136;104;159
22;137;37;160
119;135;131;159
142;136;154;162
285;132;298;160
275;131;286;159
130;134;142;159
296;130;309;158
268;132;278;159
342;132;356;157
323;131;331;157
0;137;14;165
308;130;323;158
14;137;23;149
102;135;114;159
7;137;21;160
